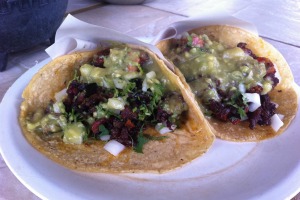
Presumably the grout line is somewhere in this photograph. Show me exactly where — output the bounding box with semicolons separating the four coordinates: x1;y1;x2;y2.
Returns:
143;4;189;17
260;35;300;48
65;3;300;50
143;5;300;49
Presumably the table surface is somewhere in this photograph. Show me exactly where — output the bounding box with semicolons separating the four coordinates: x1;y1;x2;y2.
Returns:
0;0;299;199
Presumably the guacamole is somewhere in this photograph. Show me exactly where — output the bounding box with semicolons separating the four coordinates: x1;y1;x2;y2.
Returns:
166;32;279;128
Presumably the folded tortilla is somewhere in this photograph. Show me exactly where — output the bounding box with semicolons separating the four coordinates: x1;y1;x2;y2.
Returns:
157;25;298;141
19;44;214;173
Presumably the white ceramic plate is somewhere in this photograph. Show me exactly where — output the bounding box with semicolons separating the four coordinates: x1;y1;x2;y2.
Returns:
0;58;300;200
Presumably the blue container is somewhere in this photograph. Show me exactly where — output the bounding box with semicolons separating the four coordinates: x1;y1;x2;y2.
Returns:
0;0;68;71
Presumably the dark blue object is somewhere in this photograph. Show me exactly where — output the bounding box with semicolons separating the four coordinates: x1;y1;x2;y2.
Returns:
0;0;68;72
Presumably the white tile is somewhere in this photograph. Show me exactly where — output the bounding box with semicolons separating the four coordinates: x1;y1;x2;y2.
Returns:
146;0;300;46
73;4;174;33
0;162;40;200
145;0;251;17
144;0;196;16
233;0;300;46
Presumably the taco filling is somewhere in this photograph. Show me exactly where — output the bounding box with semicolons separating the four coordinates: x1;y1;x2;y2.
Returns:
24;45;189;155
165;32;282;131
20;43;214;173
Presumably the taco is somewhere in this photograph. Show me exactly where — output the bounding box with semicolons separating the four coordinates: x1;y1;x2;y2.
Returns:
157;25;298;141
19;43;214;173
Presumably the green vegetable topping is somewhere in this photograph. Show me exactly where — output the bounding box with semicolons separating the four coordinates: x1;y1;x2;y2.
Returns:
25;45;187;154
134;127;168;153
63;122;87;144
134;128;149;153
99;125;109;137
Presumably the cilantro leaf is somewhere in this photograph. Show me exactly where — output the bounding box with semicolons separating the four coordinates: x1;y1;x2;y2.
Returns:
225;90;248;119
238;107;247;118
134;126;169;153
135;83;164;121
242;93;249;104
67;108;82;123
138;104;151;121
83;130;89;142
152;83;164;99
99;125;109;137
134;128;149;153
121;81;136;96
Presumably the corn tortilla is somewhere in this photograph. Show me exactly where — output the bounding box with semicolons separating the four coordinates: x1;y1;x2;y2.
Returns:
157;25;298;141
19;45;215;173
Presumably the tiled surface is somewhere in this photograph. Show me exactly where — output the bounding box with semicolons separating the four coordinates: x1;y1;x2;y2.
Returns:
0;44;49;101
145;0;300;46
1;0;300;199
73;4;177;33
0;158;39;200
233;0;300;46
144;0;248;16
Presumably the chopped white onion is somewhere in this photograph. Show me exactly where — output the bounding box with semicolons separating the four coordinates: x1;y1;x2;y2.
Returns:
113;78;126;89
142;71;156;92
271;114;284;132
248;103;260;113
100;135;110;141
142;79;148;92
272;101;279;108
274;63;282;83
146;71;156;79
155;123;174;134
244;93;260;103
277;114;285;121
55;88;67;102
171;124;177;130
238;83;246;93
104;140;125;156
53;102;61;113
244;93;261;112
257;82;263;87
155;123;164;131
158;127;173;134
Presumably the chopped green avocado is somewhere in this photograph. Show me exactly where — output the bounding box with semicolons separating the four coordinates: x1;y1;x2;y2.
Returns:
27;112;66;134
63;122;87;144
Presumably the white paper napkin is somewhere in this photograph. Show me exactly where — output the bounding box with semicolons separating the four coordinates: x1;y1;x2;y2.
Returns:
151;10;258;44
46;14;165;60
45;13;257;72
